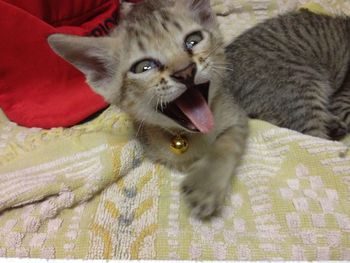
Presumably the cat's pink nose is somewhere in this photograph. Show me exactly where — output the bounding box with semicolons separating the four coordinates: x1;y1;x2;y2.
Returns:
171;63;197;85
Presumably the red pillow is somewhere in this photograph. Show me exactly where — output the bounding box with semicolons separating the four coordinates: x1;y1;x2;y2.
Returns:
0;0;124;128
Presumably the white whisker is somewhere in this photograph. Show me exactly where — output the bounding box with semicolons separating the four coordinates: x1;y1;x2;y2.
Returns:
211;69;225;79
147;94;156;106
156;98;160;113
203;43;225;60
212;66;234;72
135;119;145;138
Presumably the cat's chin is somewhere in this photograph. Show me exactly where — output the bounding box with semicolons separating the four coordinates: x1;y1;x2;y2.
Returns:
157;81;213;134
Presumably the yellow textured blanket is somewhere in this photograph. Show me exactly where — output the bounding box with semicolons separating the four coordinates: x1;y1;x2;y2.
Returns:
0;0;350;260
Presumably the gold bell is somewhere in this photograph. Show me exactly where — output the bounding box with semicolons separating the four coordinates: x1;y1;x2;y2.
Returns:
170;135;189;155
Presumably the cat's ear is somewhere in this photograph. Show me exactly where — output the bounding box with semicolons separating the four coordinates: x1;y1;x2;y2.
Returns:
178;0;216;27
120;0;174;18
119;1;135;18
48;34;121;103
191;0;216;26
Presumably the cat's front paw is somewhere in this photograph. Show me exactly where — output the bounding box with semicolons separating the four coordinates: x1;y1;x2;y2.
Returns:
181;165;228;219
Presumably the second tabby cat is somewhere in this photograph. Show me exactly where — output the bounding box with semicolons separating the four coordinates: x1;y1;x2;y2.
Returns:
226;9;350;140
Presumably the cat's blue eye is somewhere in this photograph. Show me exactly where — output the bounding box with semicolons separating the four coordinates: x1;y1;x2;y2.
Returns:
131;59;159;74
185;31;204;50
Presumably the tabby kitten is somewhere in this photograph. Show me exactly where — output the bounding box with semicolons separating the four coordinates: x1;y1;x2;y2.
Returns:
48;1;349;218
226;10;350;140
48;0;248;219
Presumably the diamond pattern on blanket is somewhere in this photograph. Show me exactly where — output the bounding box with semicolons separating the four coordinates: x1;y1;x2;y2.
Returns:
156;123;350;260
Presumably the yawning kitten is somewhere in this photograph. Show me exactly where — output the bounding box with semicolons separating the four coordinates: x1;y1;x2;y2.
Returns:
48;0;248;219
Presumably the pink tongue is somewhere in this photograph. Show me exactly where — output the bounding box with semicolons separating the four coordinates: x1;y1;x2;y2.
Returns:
175;89;214;133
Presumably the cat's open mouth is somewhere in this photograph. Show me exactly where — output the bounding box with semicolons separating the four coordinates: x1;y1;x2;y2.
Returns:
158;82;214;133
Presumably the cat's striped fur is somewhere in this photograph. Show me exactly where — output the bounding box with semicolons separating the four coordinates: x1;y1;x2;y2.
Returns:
226;10;350;139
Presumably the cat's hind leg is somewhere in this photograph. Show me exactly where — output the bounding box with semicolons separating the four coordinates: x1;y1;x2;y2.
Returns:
293;79;347;139
330;74;350;139
245;79;341;139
